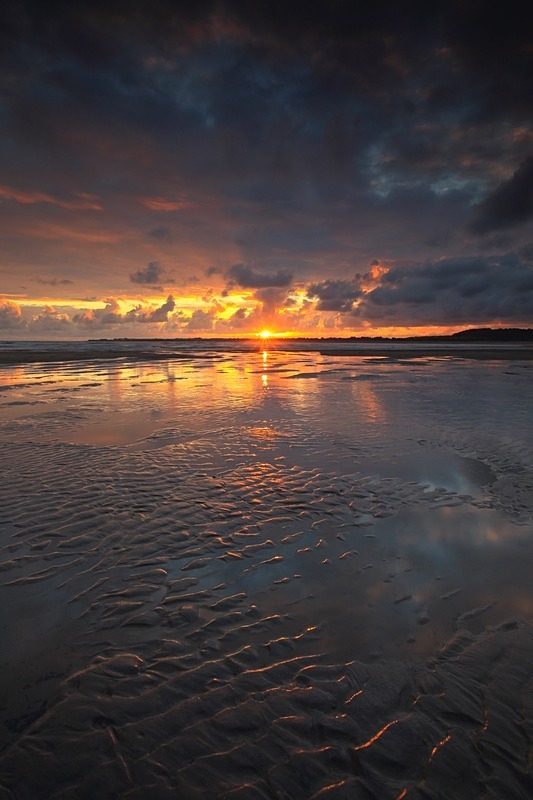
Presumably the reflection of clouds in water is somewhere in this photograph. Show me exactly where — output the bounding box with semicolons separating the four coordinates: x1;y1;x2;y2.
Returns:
0;354;532;800
259;502;531;660
363;452;496;496
0;348;532;800
374;506;532;624
1;351;531;650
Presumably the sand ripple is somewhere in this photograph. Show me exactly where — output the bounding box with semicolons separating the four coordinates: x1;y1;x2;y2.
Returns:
0;623;530;799
0;353;531;798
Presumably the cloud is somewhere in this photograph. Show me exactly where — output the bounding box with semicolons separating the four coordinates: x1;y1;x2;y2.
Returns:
145;294;176;323
129;294;176;323
73;299;125;327
33;277;74;286
148;225;171;240
1;2;533;334
184;308;214;331
130;262;166;285
215;306;251;332
226;263;293;289
0;298;25;329
470;157;533;233
141;196;192;211
28;306;71;332
352;255;533;325
71;295;177;328
0;185;101;210
307;278;364;311
253;287;288;314
216;286;293;331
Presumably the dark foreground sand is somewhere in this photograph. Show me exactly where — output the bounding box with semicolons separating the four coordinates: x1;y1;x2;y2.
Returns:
1;620;531;799
0;352;531;799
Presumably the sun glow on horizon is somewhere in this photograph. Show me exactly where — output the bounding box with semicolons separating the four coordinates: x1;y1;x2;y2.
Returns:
259;329;273;339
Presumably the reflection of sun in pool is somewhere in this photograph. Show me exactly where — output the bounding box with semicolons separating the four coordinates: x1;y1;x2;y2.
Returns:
259;330;272;339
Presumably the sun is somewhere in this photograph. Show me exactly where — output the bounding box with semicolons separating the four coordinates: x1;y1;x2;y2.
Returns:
259;329;273;339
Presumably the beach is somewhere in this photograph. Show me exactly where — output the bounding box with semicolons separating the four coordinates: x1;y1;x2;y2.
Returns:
0;342;531;799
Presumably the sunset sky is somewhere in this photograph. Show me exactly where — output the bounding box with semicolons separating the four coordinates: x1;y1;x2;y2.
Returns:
1;0;532;338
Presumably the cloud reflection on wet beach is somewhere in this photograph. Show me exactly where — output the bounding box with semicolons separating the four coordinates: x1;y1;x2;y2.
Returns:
0;347;531;798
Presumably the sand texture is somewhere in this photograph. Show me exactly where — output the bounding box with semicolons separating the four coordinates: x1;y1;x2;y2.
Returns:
0;349;531;799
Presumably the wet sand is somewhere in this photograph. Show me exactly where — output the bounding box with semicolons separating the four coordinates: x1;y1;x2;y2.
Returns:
0;350;531;799
0;348;222;366
1;341;533;365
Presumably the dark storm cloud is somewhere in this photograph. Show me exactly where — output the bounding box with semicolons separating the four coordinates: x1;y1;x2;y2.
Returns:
4;2;530;180
1;0;533;330
253;287;288;313
470;158;533;234
519;245;533;262
226;263;293;289
130;262;170;286
353;255;533;325
307;278;364;312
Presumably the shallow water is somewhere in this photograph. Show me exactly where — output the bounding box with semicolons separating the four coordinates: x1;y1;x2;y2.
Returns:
0;347;532;799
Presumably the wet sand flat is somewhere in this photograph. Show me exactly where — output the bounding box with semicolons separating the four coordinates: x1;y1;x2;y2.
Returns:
0;348;532;799
1;341;533;365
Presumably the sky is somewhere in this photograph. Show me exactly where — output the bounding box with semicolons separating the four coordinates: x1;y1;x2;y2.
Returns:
1;0;532;339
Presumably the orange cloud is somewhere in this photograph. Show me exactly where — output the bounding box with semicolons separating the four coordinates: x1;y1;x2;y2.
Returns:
0;297;25;329
141;195;192;211
25;222;120;244
0;185;102;210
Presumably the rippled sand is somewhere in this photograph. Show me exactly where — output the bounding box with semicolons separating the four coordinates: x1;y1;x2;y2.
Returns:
0;350;531;799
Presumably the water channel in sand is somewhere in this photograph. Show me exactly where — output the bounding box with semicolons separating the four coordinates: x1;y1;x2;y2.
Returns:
0;346;531;799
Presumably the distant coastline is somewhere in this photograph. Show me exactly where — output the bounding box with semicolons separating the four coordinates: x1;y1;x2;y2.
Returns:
1;328;532;365
89;327;533;344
